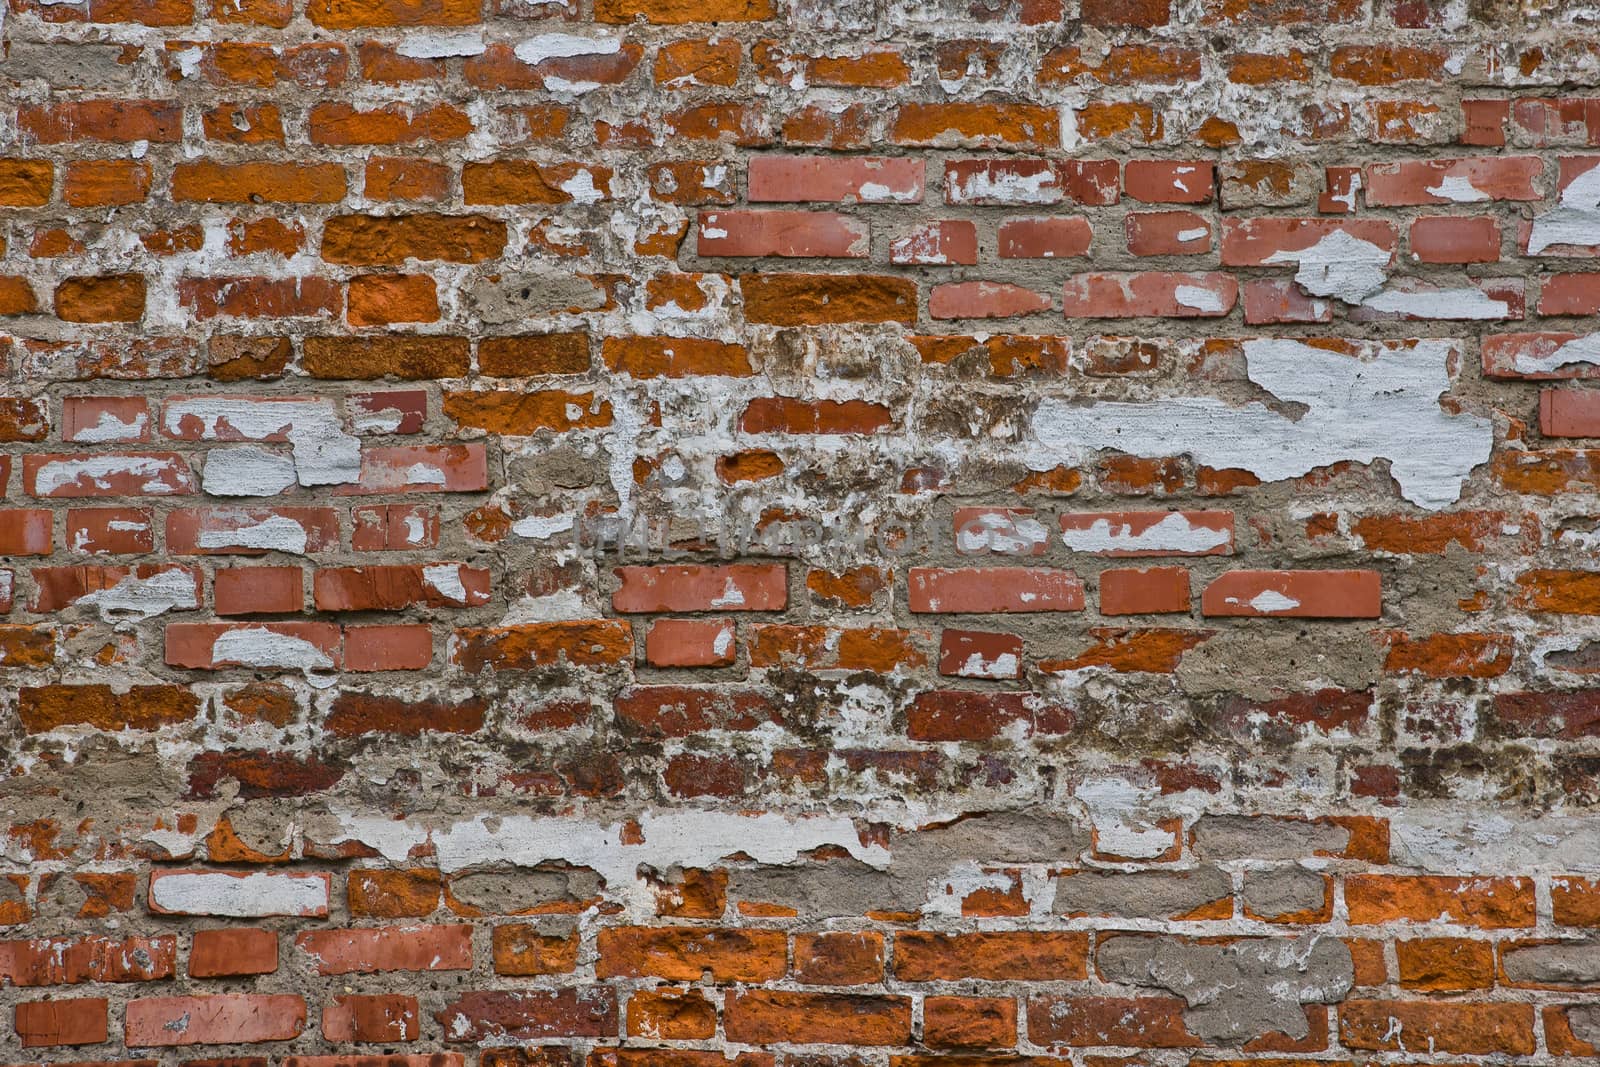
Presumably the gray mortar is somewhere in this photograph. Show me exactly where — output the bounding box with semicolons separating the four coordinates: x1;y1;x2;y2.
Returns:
1098;933;1354;1044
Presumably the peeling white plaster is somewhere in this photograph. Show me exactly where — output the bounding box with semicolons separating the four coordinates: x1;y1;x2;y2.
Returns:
72;410;149;444
163;397;360;487
1425;175;1489;202
202;448;297;497
1529;164;1600;254
422;564;468;604
513;33;621;66
33;455;183;496
1029;338;1493;510
199;515;310;554
327;809;888;917
1360;287;1510;319
76;568;198;622
1265;230;1391;304
1060;513;1230;554
1174;284;1226;312
957;511;1049;554
151;871;326;917
1514;332;1600;375
212;627;334;671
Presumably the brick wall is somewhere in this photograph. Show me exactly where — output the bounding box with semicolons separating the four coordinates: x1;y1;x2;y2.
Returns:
6;0;1600;1061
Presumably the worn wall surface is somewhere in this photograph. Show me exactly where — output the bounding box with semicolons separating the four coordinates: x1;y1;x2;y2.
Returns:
10;0;1600;1062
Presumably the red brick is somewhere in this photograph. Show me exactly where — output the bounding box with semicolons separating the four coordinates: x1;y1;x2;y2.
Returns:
1123;160;1214;203
998;217;1093;258
930;282;1052;319
725;991;911;1045
433;988;618;1041
699;209;868;257
890;221;979;265
322;994;419;1042
909;567;1085;613
1365;156;1544;205
1100;567;1191;615
214;566;302;615
1126;211;1212;255
1339;1000;1534;1054
1027;995;1198;1048
614;564;786;612
190;928;278;977
1201;569;1381;618
14;998;108;1047
296;925;472;975
938;629;1023;679
1061;272;1236;318
1542;388;1600;436
125;994;306;1046
1411;215;1501;263
646;618;736;667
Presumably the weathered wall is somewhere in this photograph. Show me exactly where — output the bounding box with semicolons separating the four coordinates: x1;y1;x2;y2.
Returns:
7;0;1600;1061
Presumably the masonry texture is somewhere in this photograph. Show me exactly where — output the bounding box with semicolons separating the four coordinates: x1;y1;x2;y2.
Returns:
11;0;1600;1062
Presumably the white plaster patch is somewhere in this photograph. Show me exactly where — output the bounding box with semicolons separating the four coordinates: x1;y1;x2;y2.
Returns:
1243;589;1301;613
33;455;184;496
1075;778;1173;860
151;871;328;917
947;169;1059;205
1174;284;1225;312
202;448;297;497
422;564;469;604
1425;175;1489;203
163;397;360;487
1059;513;1230;555
396;30;485;58
1028;338;1492;510
212;627;334;671
1529;164;1600;254
513;33;621;66
76;568;198;622
199;515;310;554
1265;230;1391;304
73;410;149;444
1514;332;1600;375
328;809;889;918
511;513;575;540
957;511;1049;554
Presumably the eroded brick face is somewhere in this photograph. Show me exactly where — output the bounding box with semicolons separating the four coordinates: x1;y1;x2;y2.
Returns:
2;0;1600;1063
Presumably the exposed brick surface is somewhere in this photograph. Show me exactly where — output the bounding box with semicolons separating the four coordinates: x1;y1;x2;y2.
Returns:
1;2;1598;1064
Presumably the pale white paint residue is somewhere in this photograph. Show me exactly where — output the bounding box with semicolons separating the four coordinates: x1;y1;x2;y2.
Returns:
1176;227;1209;242
199;515;310;554
404;462;447;486
396;30;485;58
1075;778;1173;861
856;180;920;203
212;627;334;671
402;515;427;545
1512;332;1600;376
1173;284;1225;312
163;397;359;486
1243;589;1301;612
76;568;198;622
328;809;888;918
712;627;734;656
1529;164;1600;254
422;564;469;604
960;651;1018;679
513;33;621;66
1264;230;1391;304
73;410;149;444
957;511;1050;554
1360;287;1511;319
1060;512;1230;554
559;169;605;204
948;169;1058;205
1425;175;1489;202
1028;338;1493;510
202;447;297;497
152;871;327;917
34;455;183;496
511;513;575;540
709;577;745;608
